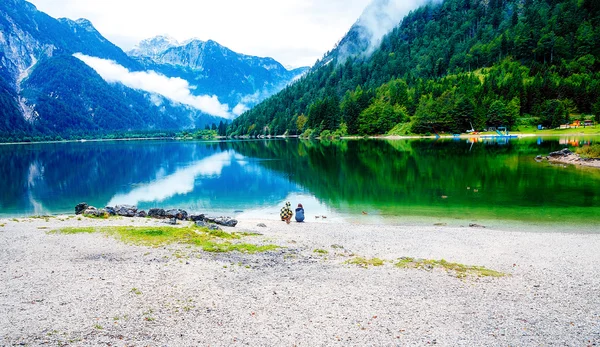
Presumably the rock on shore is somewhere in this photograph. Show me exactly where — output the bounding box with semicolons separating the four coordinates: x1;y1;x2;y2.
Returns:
536;148;600;168
75;204;238;227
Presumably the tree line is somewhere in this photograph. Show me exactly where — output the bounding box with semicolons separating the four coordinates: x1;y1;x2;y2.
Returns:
229;0;600;137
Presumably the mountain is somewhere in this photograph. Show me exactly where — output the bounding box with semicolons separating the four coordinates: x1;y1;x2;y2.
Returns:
128;36;308;114
230;0;600;136
128;35;180;60
0;0;307;141
0;0;202;140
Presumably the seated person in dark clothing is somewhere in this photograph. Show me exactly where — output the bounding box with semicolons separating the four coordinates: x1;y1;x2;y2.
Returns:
295;203;305;222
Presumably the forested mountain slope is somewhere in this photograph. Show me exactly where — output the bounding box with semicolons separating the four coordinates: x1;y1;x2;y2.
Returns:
230;0;600;136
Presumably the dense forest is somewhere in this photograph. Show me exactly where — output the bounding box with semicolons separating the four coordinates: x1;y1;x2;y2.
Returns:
229;0;600;137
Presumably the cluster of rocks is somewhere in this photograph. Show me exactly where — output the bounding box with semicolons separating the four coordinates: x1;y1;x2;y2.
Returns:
548;148;572;158
535;148;600;168
535;148;572;162
74;203;238;227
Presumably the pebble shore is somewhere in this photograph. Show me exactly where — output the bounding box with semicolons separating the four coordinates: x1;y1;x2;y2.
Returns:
1;216;599;346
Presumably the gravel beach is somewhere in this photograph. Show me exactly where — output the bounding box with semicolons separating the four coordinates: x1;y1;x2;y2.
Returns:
0;216;599;346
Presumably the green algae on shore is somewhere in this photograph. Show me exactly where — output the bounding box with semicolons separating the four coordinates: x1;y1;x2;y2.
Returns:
395;257;506;278
344;255;505;278
576;144;600;159
345;257;385;268
51;225;279;254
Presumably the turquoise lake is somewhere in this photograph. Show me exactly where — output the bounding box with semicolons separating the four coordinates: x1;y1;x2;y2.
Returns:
1;137;599;228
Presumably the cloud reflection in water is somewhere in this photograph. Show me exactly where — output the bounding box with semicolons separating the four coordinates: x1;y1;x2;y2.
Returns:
108;151;237;206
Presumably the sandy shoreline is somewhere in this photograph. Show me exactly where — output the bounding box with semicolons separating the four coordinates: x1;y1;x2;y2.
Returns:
1;216;599;346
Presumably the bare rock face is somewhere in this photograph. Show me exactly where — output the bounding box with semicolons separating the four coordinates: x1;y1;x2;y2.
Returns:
548;148;572;157
189;214;205;222
148;208;166;218
165;209;188;220
204;216;238;227
82;206;97;215
195;220;222;231
115;205;137;217
83;206;107;217
75;203;88;215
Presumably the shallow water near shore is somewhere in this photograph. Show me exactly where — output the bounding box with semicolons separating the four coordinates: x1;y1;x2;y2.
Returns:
1;136;599;229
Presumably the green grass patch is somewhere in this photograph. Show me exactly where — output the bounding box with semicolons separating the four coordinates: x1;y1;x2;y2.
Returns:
395;257;505;278
55;227;97;234
314;249;329;255
235;232;262;237
131;287;142;295
30;215;54;219
513;125;600;135
387;122;414;136
199;242;279;254
206;228;240;239
83;213;111;219
29;215;53;222
576;144;600;159
51;225;279;254
346;257;385;268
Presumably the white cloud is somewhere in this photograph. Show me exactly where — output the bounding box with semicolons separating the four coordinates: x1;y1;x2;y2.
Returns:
357;0;439;55
231;89;274;116
74;53;232;118
240;91;262;106
335;0;439;63
29;0;374;68
232;103;250;116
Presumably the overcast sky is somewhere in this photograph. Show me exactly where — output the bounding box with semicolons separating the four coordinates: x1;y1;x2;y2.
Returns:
28;0;374;68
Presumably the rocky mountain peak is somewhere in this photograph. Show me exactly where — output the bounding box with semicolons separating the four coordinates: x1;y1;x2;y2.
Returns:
58;17;99;33
1;0;37;17
74;18;96;32
128;35;180;58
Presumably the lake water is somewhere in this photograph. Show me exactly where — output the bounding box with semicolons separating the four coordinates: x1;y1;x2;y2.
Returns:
1;137;599;227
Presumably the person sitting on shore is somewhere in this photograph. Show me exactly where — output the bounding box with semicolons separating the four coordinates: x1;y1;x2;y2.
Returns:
295;203;305;222
280;201;293;224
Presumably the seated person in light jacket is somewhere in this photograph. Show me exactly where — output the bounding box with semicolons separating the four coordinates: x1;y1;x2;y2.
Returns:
295;203;305;222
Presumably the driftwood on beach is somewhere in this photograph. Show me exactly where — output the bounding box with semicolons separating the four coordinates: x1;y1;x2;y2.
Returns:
74;203;238;227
